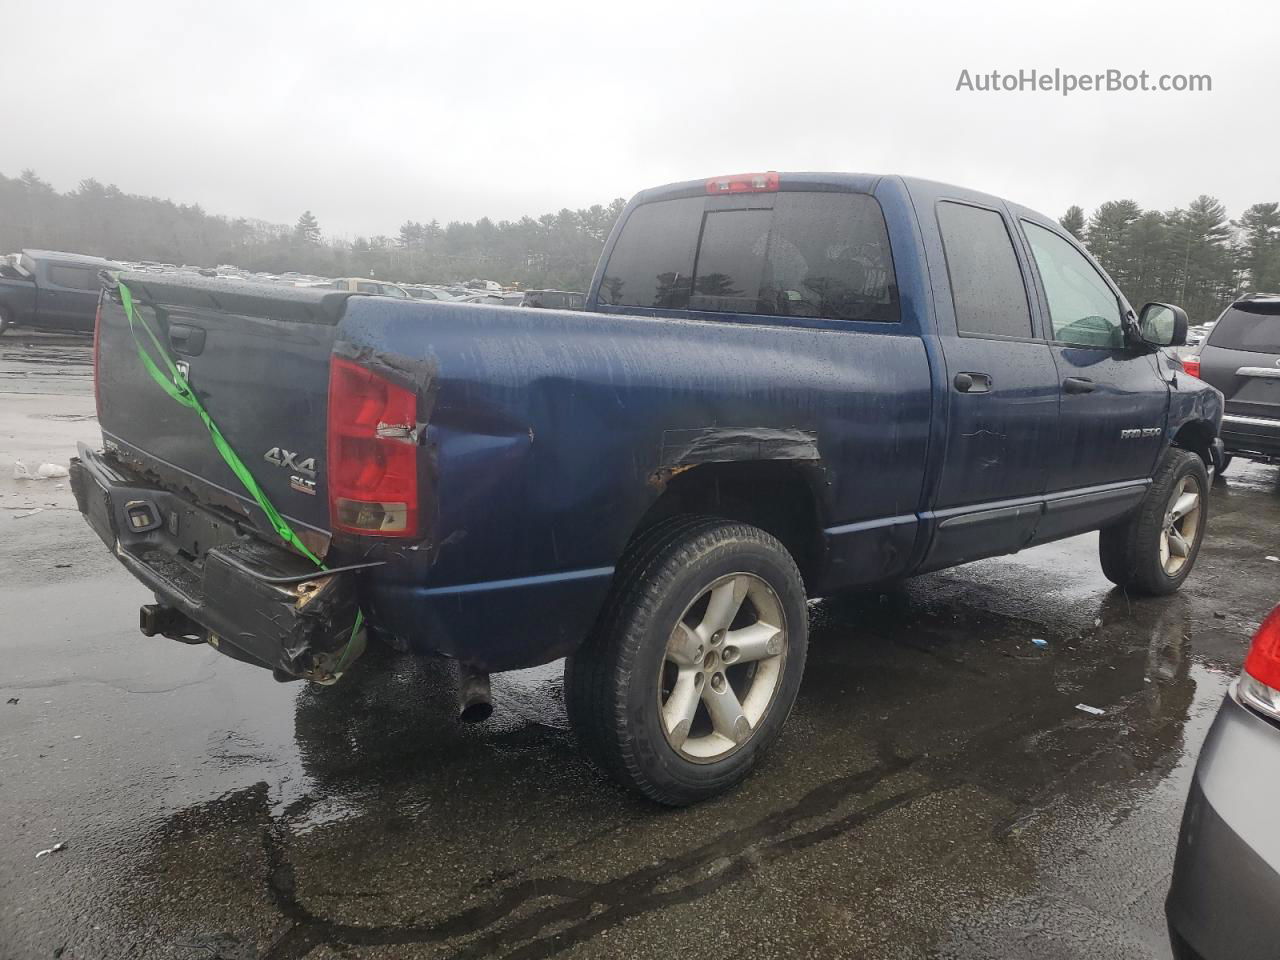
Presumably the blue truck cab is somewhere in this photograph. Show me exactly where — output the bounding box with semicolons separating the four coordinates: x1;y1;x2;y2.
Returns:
0;249;121;335
73;172;1223;803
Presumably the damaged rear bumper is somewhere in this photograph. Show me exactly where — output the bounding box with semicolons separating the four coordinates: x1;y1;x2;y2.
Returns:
70;443;363;682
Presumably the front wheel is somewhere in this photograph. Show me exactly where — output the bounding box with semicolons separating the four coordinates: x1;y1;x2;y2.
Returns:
565;517;808;806
1099;448;1209;595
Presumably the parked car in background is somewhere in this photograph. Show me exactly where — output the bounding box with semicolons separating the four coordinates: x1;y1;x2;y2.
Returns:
402;285;457;301
0;253;24;280
1167;604;1280;960
462;292;522;306
522;289;586;310
74;171;1222;805
325;278;412;299
0;249;121;335
1181;294;1280;470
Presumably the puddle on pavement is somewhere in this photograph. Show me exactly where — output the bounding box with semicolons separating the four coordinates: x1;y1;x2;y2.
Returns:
83;557;1246;960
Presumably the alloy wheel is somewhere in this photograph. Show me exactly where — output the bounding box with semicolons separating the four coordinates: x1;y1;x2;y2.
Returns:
1160;475;1202;576
658;572;788;762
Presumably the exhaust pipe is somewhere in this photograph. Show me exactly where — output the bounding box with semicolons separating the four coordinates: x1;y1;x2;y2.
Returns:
458;665;493;723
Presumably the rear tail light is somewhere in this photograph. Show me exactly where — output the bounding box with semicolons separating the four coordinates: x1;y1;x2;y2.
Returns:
1240;606;1280;720
1180;354;1201;378
326;355;419;537
705;172;779;195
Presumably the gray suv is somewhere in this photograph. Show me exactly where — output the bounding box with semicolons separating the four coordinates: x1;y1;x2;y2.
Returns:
1185;294;1280;470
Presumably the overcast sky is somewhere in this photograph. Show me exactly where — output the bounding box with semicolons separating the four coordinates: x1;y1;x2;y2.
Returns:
2;0;1274;237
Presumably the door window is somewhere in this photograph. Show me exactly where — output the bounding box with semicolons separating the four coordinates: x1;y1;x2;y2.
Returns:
1023;221;1125;349
936;202;1033;339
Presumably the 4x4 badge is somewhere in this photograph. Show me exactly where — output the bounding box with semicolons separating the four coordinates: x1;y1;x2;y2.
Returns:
263;447;317;477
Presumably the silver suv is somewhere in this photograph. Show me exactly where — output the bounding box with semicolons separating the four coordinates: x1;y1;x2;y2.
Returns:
1185;294;1280;471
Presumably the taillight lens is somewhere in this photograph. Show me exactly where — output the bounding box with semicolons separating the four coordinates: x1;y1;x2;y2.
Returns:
1181;355;1201;378
326;355;419;537
705;172;779;194
1240;606;1280;720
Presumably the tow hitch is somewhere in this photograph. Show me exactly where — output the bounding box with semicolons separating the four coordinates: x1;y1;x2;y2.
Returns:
139;603;203;643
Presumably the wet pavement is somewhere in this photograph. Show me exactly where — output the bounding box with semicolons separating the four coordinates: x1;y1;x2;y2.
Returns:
2;332;1278;960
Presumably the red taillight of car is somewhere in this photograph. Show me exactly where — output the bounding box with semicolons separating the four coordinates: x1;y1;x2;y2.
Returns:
705;172;779;195
326;355;419;537
1181;355;1201;378
93;295;104;417
1240;606;1280;720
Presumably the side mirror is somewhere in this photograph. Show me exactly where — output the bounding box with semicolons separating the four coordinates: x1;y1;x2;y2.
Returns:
1138;302;1188;348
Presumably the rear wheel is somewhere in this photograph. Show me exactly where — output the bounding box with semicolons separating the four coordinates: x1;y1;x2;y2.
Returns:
565;517;808;806
1216;454;1233;476
1099;448;1209;595
0;306;11;336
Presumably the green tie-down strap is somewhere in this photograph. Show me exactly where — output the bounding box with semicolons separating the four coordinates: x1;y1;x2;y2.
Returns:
116;279;363;670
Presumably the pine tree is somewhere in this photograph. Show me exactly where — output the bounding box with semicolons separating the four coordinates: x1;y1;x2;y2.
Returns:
19;169;52;192
1085;200;1143;290
1166;196;1234;322
1059;205;1085;241
294;210;322;244
1235;202;1280;293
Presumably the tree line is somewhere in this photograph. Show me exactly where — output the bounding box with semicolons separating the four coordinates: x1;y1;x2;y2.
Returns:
2;168;1277;315
0;169;624;291
1058;196;1280;322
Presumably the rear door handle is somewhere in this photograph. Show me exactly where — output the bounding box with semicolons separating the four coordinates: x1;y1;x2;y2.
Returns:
1063;377;1096;394
954;372;992;393
168;323;206;356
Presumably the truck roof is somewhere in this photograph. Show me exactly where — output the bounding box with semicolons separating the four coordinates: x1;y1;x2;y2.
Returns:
634;172;1057;228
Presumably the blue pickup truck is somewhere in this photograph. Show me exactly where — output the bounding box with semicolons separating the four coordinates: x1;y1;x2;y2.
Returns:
73;172;1223;804
0;249;121;334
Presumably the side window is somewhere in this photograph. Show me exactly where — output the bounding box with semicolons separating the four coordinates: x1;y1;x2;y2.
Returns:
47;265;98;291
356;281;379;294
1022;221;1125;349
936;202;1033;339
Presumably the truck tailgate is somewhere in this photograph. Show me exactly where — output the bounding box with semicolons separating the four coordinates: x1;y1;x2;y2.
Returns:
96;273;351;547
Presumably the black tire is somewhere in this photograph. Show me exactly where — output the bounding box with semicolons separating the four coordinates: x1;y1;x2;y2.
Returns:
0;306;11;336
1216;454;1233;476
1099;448;1209;595
565;516;808;806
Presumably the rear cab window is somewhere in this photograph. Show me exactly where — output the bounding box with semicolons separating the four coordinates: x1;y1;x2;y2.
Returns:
1207;305;1280;354
598;191;899;323
47;264;100;290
